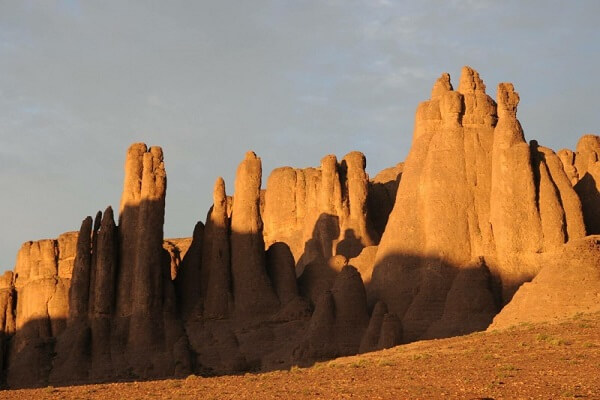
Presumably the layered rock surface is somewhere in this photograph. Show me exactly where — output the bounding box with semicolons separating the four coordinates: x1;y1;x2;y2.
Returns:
1;67;599;388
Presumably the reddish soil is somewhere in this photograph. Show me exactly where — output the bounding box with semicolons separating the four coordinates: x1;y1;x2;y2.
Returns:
2;312;599;399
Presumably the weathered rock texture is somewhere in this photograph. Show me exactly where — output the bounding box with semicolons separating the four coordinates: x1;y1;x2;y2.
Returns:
371;66;587;343
489;236;600;330
558;134;600;234
262;151;379;274
2;68;599;388
8;233;77;387
231;152;280;316
201;178;231;320
4;144;194;387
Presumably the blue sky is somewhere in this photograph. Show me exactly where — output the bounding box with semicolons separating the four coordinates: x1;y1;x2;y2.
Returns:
1;1;599;270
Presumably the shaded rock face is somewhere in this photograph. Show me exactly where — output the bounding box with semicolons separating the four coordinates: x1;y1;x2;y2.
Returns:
2;144;391;386
266;242;298;305
175;222;204;321
260;151;389;312
164;237;193;280
8;233;77;387
0;272;16;375
201;178;231;320
368;163;403;237
113;144;190;380
2;68;600;388
4;144;192;388
558;134;600;234
230;152;280;316
299;266;372;361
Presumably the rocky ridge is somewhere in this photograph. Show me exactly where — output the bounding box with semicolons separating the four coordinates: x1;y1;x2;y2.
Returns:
0;67;598;388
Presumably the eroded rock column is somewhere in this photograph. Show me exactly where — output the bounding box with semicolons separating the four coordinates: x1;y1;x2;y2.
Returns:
230;152;279;316
203;177;232;319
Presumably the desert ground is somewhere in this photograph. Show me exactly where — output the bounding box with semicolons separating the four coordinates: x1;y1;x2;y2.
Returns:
2;311;598;400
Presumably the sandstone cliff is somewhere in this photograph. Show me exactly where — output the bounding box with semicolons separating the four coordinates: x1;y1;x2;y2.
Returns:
262;151;380;275
8;233;77;387
1;67;599;388
489;236;600;330
558;134;600;234
370;67;586;342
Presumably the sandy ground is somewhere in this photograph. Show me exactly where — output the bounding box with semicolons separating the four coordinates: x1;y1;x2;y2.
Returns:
2;312;599;399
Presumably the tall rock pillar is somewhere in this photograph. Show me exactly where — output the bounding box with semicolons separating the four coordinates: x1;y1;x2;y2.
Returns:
203;177;233;319
230;152;279;316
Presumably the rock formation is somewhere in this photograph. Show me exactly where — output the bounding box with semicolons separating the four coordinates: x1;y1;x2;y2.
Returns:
300;265;370;360
359;300;388;354
558;134;600;234
7;233;76;387
201;178;232;320
164;237;193;280
367;163;403;237
370;66;586;343
266;242;299;305
230;152;280;316
1;67;599;388
330;266;369;355
89;207;118;378
175;222;204;321
262;151;378;273
5;144;194;387
0;272;15;375
489;235;600;330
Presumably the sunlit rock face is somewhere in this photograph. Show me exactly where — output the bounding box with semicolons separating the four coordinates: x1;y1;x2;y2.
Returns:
262;150;380;277
1;67;599;388
371;67;587;342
